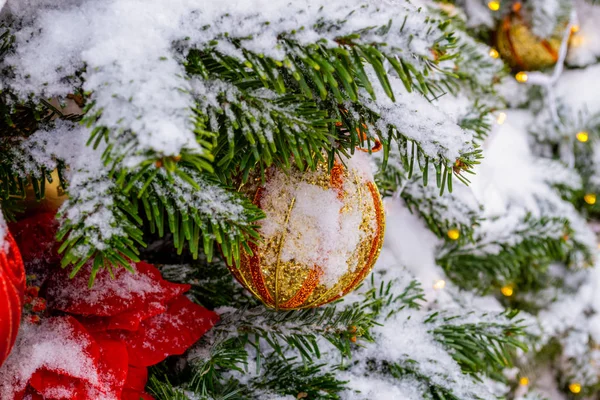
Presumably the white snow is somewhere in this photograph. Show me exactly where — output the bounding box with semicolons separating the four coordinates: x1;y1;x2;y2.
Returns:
258;155;367;288
0;318;100;398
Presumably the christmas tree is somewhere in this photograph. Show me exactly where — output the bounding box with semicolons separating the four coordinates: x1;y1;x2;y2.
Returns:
1;0;600;398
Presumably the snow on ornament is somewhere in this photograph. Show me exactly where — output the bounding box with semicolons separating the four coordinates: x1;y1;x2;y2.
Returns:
229;154;385;310
0;231;25;368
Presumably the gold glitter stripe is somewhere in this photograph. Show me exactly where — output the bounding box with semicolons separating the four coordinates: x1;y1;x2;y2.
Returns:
247;242;274;305
274;197;297;310
503;16;526;70
278;266;323;309
340;181;384;296
243;186;275;306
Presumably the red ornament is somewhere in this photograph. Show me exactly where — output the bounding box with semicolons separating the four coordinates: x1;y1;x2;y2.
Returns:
0;231;26;368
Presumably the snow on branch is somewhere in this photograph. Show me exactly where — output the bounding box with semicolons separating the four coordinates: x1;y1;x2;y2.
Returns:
2;0;469;173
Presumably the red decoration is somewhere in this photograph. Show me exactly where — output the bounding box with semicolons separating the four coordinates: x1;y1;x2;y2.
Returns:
8;212;60;269
0;257;219;400
0;231;26;368
108;295;219;366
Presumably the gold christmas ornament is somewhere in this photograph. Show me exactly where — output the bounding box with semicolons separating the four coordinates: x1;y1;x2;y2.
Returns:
496;13;563;71
229;155;385;310
24;169;67;213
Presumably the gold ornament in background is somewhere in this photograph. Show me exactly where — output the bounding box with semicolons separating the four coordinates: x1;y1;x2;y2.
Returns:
24;169;67;213
496;13;563;71
228;156;385;310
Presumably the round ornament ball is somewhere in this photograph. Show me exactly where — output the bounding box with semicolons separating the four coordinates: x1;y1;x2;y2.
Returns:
23;169;68;214
0;231;26;367
496;13;563;71
229;155;385;310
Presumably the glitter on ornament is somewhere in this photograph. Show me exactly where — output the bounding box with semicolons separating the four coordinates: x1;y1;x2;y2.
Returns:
229;154;385;310
496;13;563;71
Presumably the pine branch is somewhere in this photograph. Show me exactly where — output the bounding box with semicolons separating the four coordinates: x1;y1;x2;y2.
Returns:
184;31;481;192
437;214;574;293
250;357;347;400
379;360;462;400
126;166;264;265
428;310;527;377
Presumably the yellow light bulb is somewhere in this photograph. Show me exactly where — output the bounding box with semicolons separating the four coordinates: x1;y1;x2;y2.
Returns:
433;280;446;290
496;112;507;125
488;1;501;11
515;71;528;83
571;24;580;34
569;383;582;394
576;131;589;142
489;48;500;59
571;35;584;47
584;193;596;205
519;377;529;386
501;285;514;297
447;229;460;240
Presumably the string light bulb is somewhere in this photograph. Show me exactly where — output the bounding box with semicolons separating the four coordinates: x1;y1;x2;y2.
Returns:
496;112;507;125
576;131;589;142
447;229;460;240
501;285;514;297
571;34;584;47
584;193;597;205
519;377;529;386
433;280;446;290
489;48;500;59
515;71;528;83
488;1;501;11
571;24;580;34
569;383;582;394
